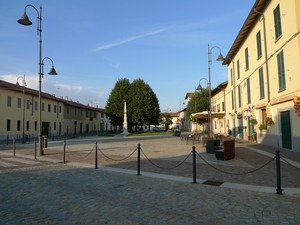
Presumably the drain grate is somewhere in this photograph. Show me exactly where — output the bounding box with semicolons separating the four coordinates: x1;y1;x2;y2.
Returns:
203;180;223;186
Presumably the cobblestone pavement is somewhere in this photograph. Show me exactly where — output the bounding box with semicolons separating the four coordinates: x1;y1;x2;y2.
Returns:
1;135;300;224
1;164;300;225
1;135;300;188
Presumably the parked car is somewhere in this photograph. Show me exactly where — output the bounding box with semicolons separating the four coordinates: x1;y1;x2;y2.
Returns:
171;127;180;132
152;127;165;131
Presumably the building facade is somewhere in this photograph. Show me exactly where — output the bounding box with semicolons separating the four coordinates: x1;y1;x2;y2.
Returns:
211;82;228;135
0;80;111;142
222;0;300;150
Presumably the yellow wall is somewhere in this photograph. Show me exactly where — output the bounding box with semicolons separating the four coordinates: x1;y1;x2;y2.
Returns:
223;0;300;149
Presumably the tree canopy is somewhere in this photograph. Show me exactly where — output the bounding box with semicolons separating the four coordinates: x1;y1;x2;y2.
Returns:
185;88;210;125
105;78;160;130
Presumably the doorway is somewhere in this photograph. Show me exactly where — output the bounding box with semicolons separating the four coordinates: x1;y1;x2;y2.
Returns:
281;111;292;149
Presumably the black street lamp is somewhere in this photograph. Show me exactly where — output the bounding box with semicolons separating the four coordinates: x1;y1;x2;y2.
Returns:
208;44;224;138
18;5;57;155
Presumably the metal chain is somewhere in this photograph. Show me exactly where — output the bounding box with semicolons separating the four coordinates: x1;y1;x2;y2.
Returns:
281;157;300;171
196;151;275;175
98;147;137;162
141;148;192;170
65;144;96;160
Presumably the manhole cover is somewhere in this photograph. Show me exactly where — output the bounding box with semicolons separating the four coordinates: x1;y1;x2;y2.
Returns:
203;180;223;186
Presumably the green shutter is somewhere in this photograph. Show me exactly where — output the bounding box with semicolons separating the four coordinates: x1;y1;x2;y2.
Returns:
274;4;282;39
247;78;251;104
245;48;249;70
256;31;262;58
277;51;286;90
231;91;234;110
259;67;265;99
237;60;240;79
238;85;241;107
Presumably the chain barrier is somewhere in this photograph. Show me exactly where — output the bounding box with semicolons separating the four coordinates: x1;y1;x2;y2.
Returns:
98;147;137;162
65;144;96;161
196;151;275;175
140;148;192;170
281;157;300;171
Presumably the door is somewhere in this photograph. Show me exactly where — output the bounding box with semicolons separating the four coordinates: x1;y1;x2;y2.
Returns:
281;111;292;149
42;122;49;136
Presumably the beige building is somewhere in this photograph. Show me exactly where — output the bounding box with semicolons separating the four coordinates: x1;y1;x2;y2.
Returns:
222;0;300;150
211;82;227;135
0;80;111;143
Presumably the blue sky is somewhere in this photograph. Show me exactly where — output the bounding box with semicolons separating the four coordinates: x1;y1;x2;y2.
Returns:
0;0;255;112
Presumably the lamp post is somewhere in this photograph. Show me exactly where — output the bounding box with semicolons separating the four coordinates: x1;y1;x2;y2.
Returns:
208;44;224;138
195;78;209;134
16;75;26;144
18;5;58;156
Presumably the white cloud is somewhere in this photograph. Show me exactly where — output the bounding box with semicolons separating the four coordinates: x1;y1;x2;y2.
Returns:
92;29;166;52
54;83;82;93
0;74;107;108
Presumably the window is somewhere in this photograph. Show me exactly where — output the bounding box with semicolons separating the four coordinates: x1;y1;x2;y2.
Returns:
27;100;31;109
217;104;220;112
18;98;22;108
26;121;29;131
222;102;225;111
17;120;21;131
54;105;57;113
274;4;282;40
59;106;62;114
277;50;286;91
34;121;37;131
54;122;56;130
259;67;265;99
237;60;240;79
7;96;12;107
48;104;51;112
34;101;38;111
245;48;249;71
256;30;262;58
231;91;234;110
7;120;11;131
238;85;241;108
230;68;233;85
247;78;251;104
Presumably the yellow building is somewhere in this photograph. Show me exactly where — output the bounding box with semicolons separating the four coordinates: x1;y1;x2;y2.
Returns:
211;81;227;135
223;0;300;150
0;80;111;143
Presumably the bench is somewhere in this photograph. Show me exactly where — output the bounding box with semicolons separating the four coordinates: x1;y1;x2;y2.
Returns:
215;140;235;160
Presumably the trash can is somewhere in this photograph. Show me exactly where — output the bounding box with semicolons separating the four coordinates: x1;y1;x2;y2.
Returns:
42;136;48;148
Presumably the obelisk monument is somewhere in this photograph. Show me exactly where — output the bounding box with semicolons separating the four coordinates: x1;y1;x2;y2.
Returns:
121;101;129;135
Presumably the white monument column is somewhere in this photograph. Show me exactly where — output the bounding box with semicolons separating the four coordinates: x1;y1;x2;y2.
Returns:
122;101;129;135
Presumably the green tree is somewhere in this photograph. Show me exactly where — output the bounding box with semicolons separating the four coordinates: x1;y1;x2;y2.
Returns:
159;112;173;130
105;78;131;128
105;78;160;131
186;88;210;125
129;78;160;130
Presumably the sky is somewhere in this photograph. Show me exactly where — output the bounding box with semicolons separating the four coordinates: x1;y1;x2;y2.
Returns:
0;0;256;112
